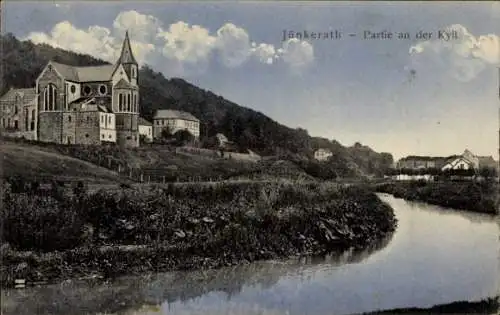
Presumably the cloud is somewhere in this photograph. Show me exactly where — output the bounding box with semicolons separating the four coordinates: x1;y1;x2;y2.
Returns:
24;10;314;74
409;24;500;82
278;38;314;70
113;10;162;43
156;21;216;64
157;21;314;70
26;21;119;62
215;23;252;67
251;43;277;65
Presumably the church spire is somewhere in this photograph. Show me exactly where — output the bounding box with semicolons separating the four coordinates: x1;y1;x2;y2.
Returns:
118;30;137;65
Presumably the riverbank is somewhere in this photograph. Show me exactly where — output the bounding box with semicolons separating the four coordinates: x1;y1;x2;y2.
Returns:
358;296;499;314
0;181;396;288
373;180;499;214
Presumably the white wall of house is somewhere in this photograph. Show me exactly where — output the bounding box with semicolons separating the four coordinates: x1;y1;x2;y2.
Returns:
99;112;116;142
314;149;332;161
66;82;81;105
139;124;153;142
442;158;473;170
154;118;200;138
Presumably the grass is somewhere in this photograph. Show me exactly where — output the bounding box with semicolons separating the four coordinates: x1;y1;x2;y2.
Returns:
373;180;499;214
0;141;125;184
1;138;316;183
0;181;397;287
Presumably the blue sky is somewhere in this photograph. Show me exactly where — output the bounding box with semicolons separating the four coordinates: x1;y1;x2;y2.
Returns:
3;1;500;159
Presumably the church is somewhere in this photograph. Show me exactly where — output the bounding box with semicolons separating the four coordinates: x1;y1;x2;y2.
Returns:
1;31;141;147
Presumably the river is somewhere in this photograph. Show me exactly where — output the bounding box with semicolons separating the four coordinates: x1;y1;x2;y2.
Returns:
2;194;499;315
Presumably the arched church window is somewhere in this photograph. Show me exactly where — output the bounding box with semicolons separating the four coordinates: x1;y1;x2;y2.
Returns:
127;94;131;112
44;84;57;111
119;94;123;111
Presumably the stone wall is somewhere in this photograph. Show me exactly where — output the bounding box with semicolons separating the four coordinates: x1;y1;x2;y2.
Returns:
74;111;100;145
62;112;77;144
116;130;139;147
38;112;63;143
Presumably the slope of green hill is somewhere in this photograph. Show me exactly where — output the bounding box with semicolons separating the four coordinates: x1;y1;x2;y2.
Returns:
0;33;394;177
1;141;123;184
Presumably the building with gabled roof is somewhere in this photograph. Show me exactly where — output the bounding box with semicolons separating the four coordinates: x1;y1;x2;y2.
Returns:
32;30;140;146
153;109;200;139
138;117;153;143
0;87;38;140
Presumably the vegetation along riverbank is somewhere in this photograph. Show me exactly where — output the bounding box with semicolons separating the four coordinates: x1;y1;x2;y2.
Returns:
0;181;397;288
358;296;499;314
373;180;499;214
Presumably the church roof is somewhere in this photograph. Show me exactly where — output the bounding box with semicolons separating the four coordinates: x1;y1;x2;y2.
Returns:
50;61;115;83
114;78;135;89
0;87;37;103
118;31;138;65
154;109;200;122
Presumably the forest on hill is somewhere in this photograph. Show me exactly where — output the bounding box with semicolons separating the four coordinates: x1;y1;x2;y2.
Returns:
0;33;393;177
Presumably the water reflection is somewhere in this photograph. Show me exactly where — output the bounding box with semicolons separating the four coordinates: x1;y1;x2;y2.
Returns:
2;194;498;315
1;231;393;315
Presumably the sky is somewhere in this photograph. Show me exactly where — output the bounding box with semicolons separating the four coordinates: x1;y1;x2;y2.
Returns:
3;1;500;160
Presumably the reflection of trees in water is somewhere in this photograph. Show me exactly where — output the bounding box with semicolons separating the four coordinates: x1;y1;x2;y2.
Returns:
2;234;394;315
398;197;497;225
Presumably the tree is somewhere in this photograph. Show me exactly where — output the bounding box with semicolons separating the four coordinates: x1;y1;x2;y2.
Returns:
174;129;195;146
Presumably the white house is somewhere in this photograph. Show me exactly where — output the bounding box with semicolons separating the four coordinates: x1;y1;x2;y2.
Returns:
441;157;475;170
138;117;153;142
98;105;116;143
153;109;200;139
314;148;333;161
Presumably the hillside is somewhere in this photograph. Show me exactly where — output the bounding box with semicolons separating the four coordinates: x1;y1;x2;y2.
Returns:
0;33;393;177
0;141;124;184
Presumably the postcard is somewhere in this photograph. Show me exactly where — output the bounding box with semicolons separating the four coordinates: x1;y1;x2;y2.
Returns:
0;1;499;315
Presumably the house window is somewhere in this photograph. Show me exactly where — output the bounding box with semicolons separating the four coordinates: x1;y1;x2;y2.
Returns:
127;94;131;111
119;94;123;111
2;118;5;127
14;120;18;130
108;116;111;124
101;116;104;123
109;134;112;139
87;116;90;123
70;85;76;94
14;106;18;115
85;134;89;138
102;134;105;139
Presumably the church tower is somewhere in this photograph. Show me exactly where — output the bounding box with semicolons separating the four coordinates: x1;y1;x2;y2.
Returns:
118;31;138;86
113;31;140;147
